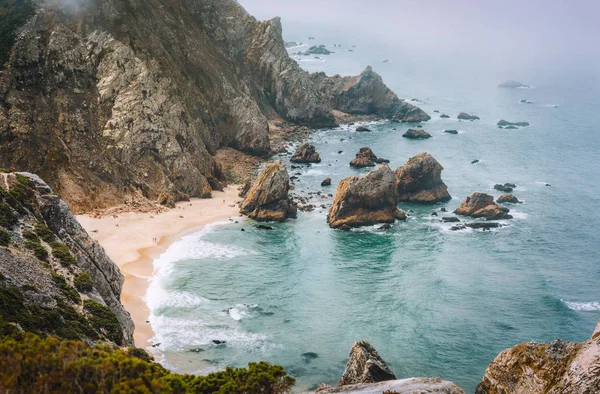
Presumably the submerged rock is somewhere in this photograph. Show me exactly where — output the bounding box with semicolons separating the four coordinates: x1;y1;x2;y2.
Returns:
497;194;520;204
477;320;600;394
457;112;480;121
440;114;450;118
301;44;332;55
395;153;451;203
355;126;371;132
454;192;512;220
402;129;432;139
328;165;406;229
497;119;530;127
444;129;459;135
291;143;321;163
465;222;501;230
239;161;297;222
339;341;396;386
498;80;530;88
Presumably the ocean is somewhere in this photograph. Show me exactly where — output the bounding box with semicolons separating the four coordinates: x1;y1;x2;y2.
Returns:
146;35;600;392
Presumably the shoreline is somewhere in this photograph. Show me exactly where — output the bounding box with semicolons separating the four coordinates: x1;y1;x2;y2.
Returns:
76;186;241;348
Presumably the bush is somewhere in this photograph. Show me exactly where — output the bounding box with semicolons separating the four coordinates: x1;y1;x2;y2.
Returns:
51;273;80;305
0;0;35;70
83;299;123;345
24;240;48;261
73;272;93;292
0;202;17;229
0;228;10;247
0;334;295;393
49;241;76;266
34;222;55;243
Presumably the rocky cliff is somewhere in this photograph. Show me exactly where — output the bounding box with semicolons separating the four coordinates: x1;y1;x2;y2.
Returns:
0;0;428;213
0;172;134;346
477;320;600;393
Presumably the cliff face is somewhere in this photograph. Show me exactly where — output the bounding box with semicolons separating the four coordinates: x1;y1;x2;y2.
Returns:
0;172;134;346
0;0;428;213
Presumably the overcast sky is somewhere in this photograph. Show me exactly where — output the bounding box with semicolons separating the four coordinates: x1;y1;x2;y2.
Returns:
238;0;600;73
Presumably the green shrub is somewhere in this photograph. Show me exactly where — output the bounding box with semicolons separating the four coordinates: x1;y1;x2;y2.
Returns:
0;202;17;228
0;0;35;70
34;222;55;243
83;299;123;345
0;334;295;393
22;230;39;242
51;273;80;305
73;272;93;292
49;241;76;266
0;228;10;247
24;240;48;261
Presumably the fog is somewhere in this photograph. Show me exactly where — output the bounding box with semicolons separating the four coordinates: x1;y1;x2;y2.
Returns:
239;0;600;79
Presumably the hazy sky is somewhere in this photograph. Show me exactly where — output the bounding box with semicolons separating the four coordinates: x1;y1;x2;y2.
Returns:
238;0;600;73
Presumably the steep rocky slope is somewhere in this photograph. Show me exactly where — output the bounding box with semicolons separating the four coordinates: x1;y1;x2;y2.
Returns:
0;0;428;213
0;172;133;345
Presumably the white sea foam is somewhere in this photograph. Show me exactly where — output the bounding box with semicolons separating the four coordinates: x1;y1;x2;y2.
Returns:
510;211;529;220
562;300;600;311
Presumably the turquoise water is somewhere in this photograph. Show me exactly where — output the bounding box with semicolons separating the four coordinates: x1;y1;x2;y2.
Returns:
147;38;600;392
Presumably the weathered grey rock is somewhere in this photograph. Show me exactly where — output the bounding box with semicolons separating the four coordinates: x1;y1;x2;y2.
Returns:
402;129;432;139
311;378;465;393
239;161;297;222
291;143;321;163
395;153;451;203
328;165;405;229
477;320;600;394
457;112;480;121
339;341;396;386
497;119;530;127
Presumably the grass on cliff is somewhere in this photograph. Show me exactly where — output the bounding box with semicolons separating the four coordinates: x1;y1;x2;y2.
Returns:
83;299;123;346
74;272;93;292
0;0;35;69
0;334;295;393
0;228;10;247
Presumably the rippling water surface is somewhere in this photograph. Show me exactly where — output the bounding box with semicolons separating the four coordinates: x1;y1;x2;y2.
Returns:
147;37;600;392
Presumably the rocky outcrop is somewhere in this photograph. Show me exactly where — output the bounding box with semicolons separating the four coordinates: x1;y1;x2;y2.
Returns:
350;148;387;168
312;66;430;123
328;165;405;229
497;120;530;127
315;378;465;393
497;194;520;204
402;129;432;139
457;112;480;121
498;80;530;88
300;44;332;55
239;161;297;222
339;341;396;386
291;143;321;163
454;192;512;220
444;129;459;135
321;178;332;187
0;172;134;346
0;0;427;213
494;183;516;192
476;320;600;394
355;126;371;132
395;153;451;203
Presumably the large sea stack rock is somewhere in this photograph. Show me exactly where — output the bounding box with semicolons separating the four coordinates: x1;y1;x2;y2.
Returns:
454;192;512;220
0;172;134;346
312;66;431;122
291;143;321;163
328;165;405;229
395;153;451;203
239;161;297;222
339;341;396;386
476;320;600;394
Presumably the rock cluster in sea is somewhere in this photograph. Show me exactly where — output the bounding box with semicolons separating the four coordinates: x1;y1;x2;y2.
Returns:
291;143;321;163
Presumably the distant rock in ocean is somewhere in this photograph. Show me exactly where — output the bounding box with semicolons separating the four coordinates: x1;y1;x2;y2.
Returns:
395;152;451;203
328;164;406;229
497;194;520;204
402;129;432;139
355;125;371;132
440;114;450;118
498;80;531;88
290;143;321;163
444;129;459;135
457;112;480;121
454;192;512;220
497;119;530;127
300;44;332;55
494;183;516;192
520;99;533;104
284;41;301;48
239;161;297;222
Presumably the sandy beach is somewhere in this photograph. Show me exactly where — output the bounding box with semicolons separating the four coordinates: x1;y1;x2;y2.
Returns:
76;186;241;348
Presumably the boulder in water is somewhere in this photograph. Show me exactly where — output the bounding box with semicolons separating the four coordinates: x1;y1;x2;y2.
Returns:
457;112;480;121
440;114;450;118
321;177;332;187
444;129;459;135
494;183;515;192
395;152;451;203
339;340;396;386
239;161;297;222
350;147;386;168
402;129;432;139
328;164;406;229
355;125;371;132
498;80;530;88
454;192;512;220
291;143;321;163
497;119;530;127
497;194;520;204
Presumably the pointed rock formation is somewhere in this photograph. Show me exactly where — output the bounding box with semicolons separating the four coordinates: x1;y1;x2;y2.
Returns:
497;194;520;204
339;341;396;386
291;143;321;163
350;148;387;168
454;192;512;220
239;161;297;222
395;153;451;203
477;320;600;394
328;165;405;229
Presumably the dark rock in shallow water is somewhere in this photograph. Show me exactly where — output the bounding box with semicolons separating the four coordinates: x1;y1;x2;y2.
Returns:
321;177;332;186
494;183;515;192
433;110;440;113
431;211;438;216
356;125;371;132
451;224;467;231
444;129;459;135
402;129;432;139
497;194;520;204
440;114;450;118
240;228;245;232
465;222;501;230
378;223;392;230
520;99;533;104
255;224;273;230
471;159;480;164
350;147;382;168
301;352;319;363
291;143;321;163
442;217;460;223
340;340;397;386
440;207;447;212
498;80;530;88
505;125;518;129
301;44;331;55
497;119;530;127
457;112;480;121
212;340;226;345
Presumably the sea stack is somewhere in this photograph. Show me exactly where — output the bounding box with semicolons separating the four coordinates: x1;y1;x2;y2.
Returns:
328;164;406;229
290;143;321;163
454;192;512;220
339;341;397;386
395;153;451;203
239;161;297;222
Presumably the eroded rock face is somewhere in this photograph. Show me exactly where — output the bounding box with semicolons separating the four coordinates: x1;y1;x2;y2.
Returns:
291;143;321;163
476;320;600;394
339;341;396;386
239;161;297;222
454;192;511;220
328;165;405;229
395;153;451;203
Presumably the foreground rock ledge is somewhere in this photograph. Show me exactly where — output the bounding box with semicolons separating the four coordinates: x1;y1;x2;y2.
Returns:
312;378;465;393
339;341;396;385
327;164;405;229
239;161;297;222
395;152;451;203
476;320;600;394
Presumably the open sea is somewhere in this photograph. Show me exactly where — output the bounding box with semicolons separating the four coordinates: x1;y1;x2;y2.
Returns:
146;32;600;392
